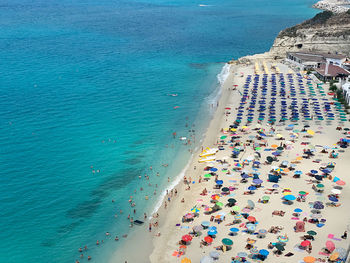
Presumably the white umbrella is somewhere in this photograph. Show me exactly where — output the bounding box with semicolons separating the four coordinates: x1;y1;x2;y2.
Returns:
331;189;341;195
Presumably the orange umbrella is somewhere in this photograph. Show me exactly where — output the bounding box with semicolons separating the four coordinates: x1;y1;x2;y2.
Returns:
247;216;256;222
204;236;213;243
284;168;290;173
303;256;316;263
329;252;339;261
296;156;303;160
271;144;278;148
181;258;191;263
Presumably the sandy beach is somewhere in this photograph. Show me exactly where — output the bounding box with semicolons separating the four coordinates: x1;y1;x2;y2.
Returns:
146;61;350;263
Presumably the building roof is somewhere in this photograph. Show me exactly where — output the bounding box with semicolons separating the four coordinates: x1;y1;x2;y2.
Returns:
315;64;350;77
287;51;346;62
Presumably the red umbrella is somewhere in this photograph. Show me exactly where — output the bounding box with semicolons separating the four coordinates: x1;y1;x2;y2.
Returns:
336;180;345;186
182;234;193;242
247;216;256;222
301;240;311;247
225;107;231;110
204;236;213;243
326;240;335;252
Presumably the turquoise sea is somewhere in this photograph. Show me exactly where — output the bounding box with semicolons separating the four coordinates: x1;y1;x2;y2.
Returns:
0;0;318;262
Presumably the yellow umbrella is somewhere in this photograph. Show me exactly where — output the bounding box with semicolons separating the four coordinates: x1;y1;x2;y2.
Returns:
230;128;237;132
329;252;339;261
296;156;303;161
181;258;191;263
307;130;315;136
276;134;283;138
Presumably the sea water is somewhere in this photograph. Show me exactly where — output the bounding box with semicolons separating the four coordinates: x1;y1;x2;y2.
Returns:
0;0;318;262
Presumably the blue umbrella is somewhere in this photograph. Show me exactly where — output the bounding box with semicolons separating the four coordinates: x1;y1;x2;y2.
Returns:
294;170;303;175
294;208;302;213
322;169;331;174
210;168;218;172
259;249;269;256
215;180;223;185
252;179;263;184
209;226;217;230
313;201;324;210
248;186;257;191
241;174;249;179
284;195;296;201
208;229;217;236
310;170;318;174
329;196;338;202
230;227;239;233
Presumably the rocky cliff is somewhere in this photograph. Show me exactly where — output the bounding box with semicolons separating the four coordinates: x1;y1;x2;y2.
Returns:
269;10;350;58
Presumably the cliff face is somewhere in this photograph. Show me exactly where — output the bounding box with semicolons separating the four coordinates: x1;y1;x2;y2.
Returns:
270;11;350;58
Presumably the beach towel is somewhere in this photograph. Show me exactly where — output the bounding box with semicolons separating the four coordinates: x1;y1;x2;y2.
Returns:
327;234;341;241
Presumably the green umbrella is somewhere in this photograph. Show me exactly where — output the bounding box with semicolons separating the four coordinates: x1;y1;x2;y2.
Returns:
232;205;240;212
262;196;270;201
220;136;227;140
275;243;285;251
299;191;306;195
316;184;324;188
255;147;261;151
204;174;211;178
215;202;224;208
307;230;317;236
222;238;233;246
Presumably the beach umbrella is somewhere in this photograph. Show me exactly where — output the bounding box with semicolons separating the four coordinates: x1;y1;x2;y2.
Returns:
201;221;210;227
329;196;338;202
307;230;317;236
259;249;269;256
193;225;203;232
252;179;263;184
329;252;339;261
204;236;213;243
234;213;242;220
315;175;323;181
250;247;259;255
327;162;336;168
303;256;316;263
220;136;227;140
301;240;311;247
294;170;303;175
322;168;331;174
181;258;191;263
336;180;346;186
283;195;296;201
241;173;249;179
232;206;241;212
210;168;218;172
246;223;256;231
211;194;220;200
215;202;224;208
326;240;335;252
266;156;274;163
182;235;193;242
209;251;220;259
237;252;247;258
222;238;233;246
247;216;256;222
209;226;217;231
200;256;213;263
248;186;256;191
230;227;239;233
247;200;255;209
215;180;223;186
275;243;285;251
208;229;217;236
191;207;200;213
313;201;324;210
228;198;237;204
221;187;230;193
310;170;318;174
275;168;284;173
204;174;212;178
278;235;289;243
294;208;302;213
234;163;242;168
184;213;195;219
316;183;324;189
259;229;267;234
262;196;270;201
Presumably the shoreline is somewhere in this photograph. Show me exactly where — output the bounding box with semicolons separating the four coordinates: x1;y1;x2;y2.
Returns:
108;63;234;263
